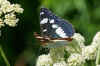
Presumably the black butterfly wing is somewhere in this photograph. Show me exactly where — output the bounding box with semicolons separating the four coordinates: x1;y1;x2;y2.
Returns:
40;8;75;38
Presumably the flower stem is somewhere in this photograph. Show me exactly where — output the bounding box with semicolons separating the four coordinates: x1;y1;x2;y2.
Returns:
0;46;10;66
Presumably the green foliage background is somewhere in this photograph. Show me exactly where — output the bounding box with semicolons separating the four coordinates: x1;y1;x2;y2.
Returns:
0;0;100;66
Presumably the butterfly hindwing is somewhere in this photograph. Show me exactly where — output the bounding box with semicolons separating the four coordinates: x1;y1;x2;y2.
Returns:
40;8;75;38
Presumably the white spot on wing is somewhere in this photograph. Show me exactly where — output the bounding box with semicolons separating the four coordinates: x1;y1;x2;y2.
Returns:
50;19;54;23
55;27;68;38
43;29;47;32
40;12;44;15
52;24;58;28
40;18;48;24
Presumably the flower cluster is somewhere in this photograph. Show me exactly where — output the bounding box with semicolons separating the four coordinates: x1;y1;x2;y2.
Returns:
36;32;100;66
82;45;97;60
67;53;85;66
53;61;67;66
0;0;23;28
81;32;100;60
36;54;53;66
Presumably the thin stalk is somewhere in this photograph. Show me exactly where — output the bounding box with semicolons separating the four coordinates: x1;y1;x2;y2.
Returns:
0;46;10;66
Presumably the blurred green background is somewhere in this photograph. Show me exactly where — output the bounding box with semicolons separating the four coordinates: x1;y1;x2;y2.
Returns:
0;0;100;66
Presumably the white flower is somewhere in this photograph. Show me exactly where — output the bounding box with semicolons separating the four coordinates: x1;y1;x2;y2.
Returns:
4;19;19;27
12;4;24;13
0;0;7;5
65;39;80;53
65;33;85;53
67;53;85;66
0;0;23;28
36;54;53;66
0;1;13;13
0;0;24;13
81;32;100;60
4;13;19;27
53;61;67;66
92;32;100;47
72;33;85;47
82;45;97;60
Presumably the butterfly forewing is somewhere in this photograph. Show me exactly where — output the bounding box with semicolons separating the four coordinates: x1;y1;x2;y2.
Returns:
40;8;75;39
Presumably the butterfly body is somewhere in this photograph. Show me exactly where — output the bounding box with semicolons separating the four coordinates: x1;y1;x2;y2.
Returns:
35;8;75;47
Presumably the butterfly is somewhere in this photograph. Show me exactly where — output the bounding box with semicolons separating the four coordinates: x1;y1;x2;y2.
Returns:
34;8;75;48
